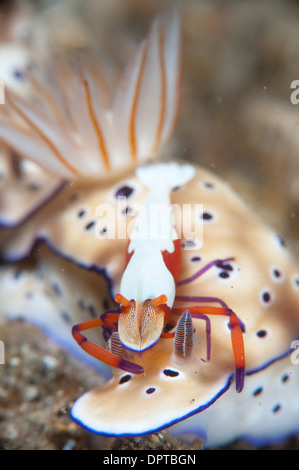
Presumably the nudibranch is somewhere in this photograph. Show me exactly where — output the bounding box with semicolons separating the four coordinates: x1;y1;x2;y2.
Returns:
0;6;299;450
0;2;63;229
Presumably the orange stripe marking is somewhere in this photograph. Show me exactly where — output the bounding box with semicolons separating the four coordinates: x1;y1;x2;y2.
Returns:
153;33;166;151
129;44;148;160
7;95;81;177
83;78;111;171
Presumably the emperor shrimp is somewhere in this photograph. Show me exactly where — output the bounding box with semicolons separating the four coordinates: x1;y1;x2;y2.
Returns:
71;162;245;393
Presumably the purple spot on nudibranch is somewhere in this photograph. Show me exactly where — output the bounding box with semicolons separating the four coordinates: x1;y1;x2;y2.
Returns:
190;256;201;262
146;387;156;394
115;185;134;199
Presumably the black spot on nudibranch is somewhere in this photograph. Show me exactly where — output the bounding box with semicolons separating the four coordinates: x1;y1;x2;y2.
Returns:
115;185;134;199
216;262;234;280
60;310;72;324
270;266;284;283
182;239;197;249
272;404;281;414
163;369;179;377
77;209;86;218
281;373;290;384
88;304;97;318
85;220;96;231
51;282;63;296
190;256;201;262
200;181;216;190
216;262;233;271
69;193;79;203
275;234;286;248
77;298;85;310
121;205;134;216
272;268;281;278
260;290;272;306
119;374;132;384
13;69;27;81
200;211;214;222
256;329;267;338
13;269;24;280
219;271;230;279
293;277;299;290
253;386;263;396
146;387;156;394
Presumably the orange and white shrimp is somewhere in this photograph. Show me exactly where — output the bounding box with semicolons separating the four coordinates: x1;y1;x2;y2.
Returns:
72;161;246;392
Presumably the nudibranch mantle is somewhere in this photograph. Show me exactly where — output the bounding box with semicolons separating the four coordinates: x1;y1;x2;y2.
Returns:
66;163;299;446
1;160;299;447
